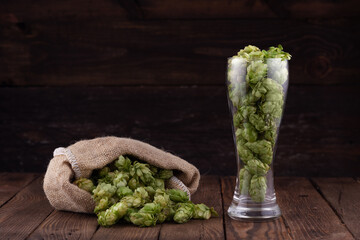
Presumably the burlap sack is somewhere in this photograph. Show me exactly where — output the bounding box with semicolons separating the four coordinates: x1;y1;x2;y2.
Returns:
43;136;200;213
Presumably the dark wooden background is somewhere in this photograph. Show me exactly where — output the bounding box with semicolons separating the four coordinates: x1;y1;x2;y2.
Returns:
1;0;359;176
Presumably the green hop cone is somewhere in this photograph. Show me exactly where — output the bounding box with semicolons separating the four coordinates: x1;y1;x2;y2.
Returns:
154;190;170;208
264;124;277;146
121;195;143;208
237;45;265;62
97;201;128;227
249;113;269;132
130;162;155;185
157;204;176;223
123;207;139;223
112;171;130;188
149;165;159;175
130;212;157;227
116;186;133;199
166;189;189;203
239;106;256;121
114;155;132;172
245;140;273;165
246;60;267;88
97;171;116;184
245;159;270;176
98;167;111;178
193;203;218;220
239;168;252;195
249;175;267;202
94;197;110;214
173;203;195;223
74;178;95;193
128;177;144;191
92;183;117;202
264;44;291;60
150;178;165;190
237;123;258;143
156;169;173;180
237;140;255;164
144;186;156;199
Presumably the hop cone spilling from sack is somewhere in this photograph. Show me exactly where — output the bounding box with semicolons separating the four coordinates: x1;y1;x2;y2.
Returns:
74;155;218;227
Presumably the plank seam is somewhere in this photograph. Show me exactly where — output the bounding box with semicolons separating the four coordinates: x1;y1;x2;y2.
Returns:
309;178;356;240
89;223;101;240
0;173;40;208
25;209;55;239
280;215;294;240
219;177;227;240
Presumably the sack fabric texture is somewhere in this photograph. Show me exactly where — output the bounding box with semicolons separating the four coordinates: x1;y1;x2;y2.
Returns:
43;136;200;213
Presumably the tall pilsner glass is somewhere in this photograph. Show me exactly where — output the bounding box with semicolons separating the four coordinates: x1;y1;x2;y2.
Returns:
226;57;289;220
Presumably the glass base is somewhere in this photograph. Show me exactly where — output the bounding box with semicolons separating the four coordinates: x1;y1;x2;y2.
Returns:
227;196;281;221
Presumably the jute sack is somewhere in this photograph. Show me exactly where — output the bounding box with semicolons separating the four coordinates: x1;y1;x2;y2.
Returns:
43;136;200;213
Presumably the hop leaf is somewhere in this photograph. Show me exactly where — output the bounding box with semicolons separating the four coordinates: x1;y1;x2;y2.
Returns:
74;178;95;193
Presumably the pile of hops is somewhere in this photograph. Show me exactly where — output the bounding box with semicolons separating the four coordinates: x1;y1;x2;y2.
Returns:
74;155;218;227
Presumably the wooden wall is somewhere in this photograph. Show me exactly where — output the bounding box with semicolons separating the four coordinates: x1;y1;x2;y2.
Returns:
1;0;359;176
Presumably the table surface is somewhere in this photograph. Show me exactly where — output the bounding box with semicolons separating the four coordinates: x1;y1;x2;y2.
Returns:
0;173;359;240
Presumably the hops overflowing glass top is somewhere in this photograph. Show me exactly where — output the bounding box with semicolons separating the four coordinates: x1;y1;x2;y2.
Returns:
227;45;291;206
74;155;218;227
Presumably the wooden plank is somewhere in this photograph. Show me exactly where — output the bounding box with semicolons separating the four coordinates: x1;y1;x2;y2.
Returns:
91;221;161;240
276;177;354;240
27;210;98;240
159;175;224;240
0;18;359;86
0;85;359;177
312;178;360;239
0;176;54;240
0;172;39;207
139;0;360;19
1;0;359;20
221;176;290;239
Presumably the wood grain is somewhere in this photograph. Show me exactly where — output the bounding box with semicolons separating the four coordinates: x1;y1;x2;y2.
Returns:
0;18;358;86
0;172;38;207
27;210;98;240
0;176;54;240
221;176;290;240
0;85;359;177
276;178;354;240
159;175;224;240
1;0;359;20
312;178;360;240
91;222;161;240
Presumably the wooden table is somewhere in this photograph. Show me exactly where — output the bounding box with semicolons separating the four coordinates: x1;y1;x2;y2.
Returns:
0;173;359;240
